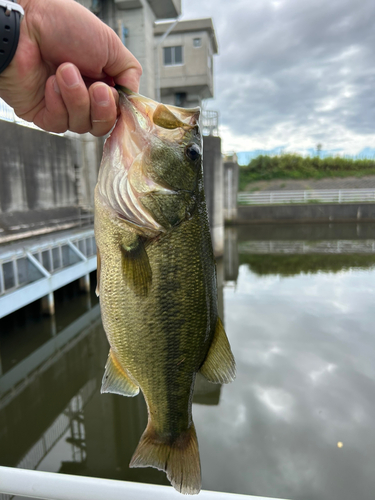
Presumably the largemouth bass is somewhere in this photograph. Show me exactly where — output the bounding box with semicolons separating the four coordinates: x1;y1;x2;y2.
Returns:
94;87;236;495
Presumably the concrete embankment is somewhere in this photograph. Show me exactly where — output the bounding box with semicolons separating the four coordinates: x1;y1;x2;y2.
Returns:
235;203;375;224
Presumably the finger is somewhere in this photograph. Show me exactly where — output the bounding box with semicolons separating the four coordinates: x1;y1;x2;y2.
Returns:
89;82;118;137
104;32;142;92
56;63;91;134
33;76;69;134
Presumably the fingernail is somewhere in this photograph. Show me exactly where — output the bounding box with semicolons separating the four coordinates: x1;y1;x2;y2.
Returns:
53;76;60;94
93;84;110;106
61;64;81;88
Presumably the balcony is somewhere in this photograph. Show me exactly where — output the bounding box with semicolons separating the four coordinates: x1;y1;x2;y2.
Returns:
114;0;181;19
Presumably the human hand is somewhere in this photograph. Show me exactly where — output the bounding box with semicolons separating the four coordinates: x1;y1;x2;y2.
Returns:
0;0;142;136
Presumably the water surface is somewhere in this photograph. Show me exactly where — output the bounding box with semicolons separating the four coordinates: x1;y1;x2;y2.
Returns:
1;223;375;500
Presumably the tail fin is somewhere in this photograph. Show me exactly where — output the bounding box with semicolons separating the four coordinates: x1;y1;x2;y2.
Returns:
130;422;201;495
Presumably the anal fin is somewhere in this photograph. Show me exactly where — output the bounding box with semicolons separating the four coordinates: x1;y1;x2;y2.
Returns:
199;317;236;384
121;236;152;297
101;349;139;397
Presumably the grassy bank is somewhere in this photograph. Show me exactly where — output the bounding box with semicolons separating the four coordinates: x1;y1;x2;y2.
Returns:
239;154;375;190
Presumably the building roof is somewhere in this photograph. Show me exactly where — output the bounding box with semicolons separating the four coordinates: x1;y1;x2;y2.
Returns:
154;18;218;54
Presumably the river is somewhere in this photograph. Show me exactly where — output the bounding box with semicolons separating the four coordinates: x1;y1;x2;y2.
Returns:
1;222;375;500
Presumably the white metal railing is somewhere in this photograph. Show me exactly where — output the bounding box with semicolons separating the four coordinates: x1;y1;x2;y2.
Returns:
0;98;77;138
0;229;96;297
201;110;219;136
0;229;97;318
238;189;375;205
0;98;43;131
0;466;288;500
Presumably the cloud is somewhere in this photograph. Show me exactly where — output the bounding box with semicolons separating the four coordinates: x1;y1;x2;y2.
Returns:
182;0;375;155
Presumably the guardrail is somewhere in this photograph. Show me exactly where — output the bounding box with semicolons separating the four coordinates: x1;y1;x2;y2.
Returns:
238;189;375;205
0;466;286;500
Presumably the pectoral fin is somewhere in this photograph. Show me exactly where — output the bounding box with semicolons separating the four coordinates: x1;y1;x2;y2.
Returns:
121;236;152;297
95;248;101;297
101;350;139;397
199;317;236;384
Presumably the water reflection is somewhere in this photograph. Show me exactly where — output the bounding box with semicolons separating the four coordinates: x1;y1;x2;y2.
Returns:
225;222;375;280
1;224;375;500
215;223;375;499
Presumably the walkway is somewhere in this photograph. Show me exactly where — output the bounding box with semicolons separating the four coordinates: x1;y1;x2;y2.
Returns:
0;227;97;319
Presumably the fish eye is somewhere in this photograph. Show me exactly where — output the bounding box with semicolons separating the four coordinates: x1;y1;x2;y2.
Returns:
185;143;201;162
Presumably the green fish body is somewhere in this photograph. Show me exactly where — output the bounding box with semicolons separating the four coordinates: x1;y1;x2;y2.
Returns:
94;88;235;495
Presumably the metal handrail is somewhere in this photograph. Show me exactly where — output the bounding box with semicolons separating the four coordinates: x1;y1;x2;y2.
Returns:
238;188;375;205
0;229;96;296
0;466;285;500
201;110;219;136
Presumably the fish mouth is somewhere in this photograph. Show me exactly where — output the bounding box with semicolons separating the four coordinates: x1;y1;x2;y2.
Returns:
116;86;200;136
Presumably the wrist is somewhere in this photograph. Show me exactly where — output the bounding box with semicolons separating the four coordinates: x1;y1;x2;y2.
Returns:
0;0;24;74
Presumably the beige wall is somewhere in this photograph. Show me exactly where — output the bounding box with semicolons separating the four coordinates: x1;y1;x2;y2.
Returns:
157;29;214;105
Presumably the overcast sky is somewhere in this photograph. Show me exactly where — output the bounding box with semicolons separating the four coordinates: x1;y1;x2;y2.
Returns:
181;0;375;159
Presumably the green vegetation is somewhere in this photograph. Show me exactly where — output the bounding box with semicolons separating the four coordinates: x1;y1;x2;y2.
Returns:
239;154;375;191
239;253;375;277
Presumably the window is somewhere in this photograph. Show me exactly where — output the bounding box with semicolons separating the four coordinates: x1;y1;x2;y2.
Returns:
163;46;183;66
175;92;187;106
193;38;201;48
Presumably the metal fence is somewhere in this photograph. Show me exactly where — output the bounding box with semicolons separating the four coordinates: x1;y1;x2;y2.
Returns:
201;109;219;136
238;189;375;205
0;98;43;131
0;229;97;318
0;229;96;297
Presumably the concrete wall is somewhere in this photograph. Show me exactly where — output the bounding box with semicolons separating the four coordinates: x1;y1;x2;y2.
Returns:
0;121;101;239
235;203;375;224
223;160;239;222
203;135;223;256
0;121;77;214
